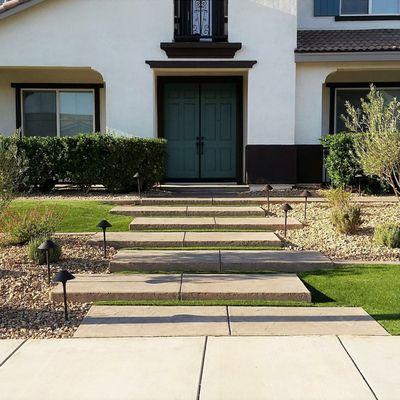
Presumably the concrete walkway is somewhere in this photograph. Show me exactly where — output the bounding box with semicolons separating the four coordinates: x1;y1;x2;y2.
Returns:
50;274;310;303
73;306;387;338
1;336;399;399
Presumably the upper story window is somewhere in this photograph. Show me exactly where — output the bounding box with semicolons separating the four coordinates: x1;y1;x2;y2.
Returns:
174;0;228;42
341;0;400;15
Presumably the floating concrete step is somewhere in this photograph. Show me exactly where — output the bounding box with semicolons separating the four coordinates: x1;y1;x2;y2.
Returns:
110;250;221;273
111;205;266;217
109;250;332;273
129;217;303;231
159;183;250;194
51;273;310;303
88;231;282;249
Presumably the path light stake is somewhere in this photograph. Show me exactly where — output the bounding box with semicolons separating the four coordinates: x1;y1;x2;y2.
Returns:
96;220;112;258
300;190;311;221
134;172;141;202
264;184;273;213
38;239;57;284
53;270;75;322
281;203;292;238
355;174;363;196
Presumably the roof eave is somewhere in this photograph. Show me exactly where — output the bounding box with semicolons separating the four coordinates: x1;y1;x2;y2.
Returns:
295;51;400;63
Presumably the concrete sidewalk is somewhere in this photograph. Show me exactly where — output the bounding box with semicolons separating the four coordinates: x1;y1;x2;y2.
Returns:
0;336;399;399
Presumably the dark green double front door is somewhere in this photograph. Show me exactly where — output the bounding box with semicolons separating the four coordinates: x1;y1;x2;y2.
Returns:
163;82;237;181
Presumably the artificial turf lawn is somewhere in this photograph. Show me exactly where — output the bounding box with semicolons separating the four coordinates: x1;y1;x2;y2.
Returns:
10;200;132;232
97;264;400;335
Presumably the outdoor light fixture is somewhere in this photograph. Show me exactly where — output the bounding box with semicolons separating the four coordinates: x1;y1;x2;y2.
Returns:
96;219;112;258
264;184;273;213
300;190;311;221
281;203;292;238
53;270;75;322
38;239;57;284
133;172;141;202
355;174;363;196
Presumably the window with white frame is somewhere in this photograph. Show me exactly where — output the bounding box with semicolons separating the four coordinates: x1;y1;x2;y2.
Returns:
341;0;400;15
22;89;95;137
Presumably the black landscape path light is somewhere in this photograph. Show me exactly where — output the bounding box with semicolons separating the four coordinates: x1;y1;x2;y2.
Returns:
53;270;75;322
38;239;57;284
281;203;292;238
134;172;141;202
264;184;273;213
355;174;363;196
97;219;112;258
300;190;312;221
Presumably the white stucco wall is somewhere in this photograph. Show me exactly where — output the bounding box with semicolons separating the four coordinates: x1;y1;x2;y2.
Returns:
298;0;400;29
0;0;297;146
295;61;400;145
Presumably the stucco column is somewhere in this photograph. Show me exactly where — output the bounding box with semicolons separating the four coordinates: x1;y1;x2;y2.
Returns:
295;64;337;144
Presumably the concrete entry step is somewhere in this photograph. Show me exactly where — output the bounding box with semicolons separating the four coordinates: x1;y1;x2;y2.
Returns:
109;250;332;273
129;217;303;231
88;231;282;249
159;183;250;194
50;273;310;303
110;205;266;217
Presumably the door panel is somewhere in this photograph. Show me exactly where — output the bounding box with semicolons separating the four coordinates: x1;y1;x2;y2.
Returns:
164;83;200;180
201;83;237;179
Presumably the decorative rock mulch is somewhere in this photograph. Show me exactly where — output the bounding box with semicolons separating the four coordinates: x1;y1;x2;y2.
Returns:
271;202;400;262
0;235;116;339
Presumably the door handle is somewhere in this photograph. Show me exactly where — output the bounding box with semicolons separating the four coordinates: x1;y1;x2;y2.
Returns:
200;139;204;155
196;137;200;155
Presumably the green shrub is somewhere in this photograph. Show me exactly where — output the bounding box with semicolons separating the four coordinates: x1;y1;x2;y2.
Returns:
0;207;61;246
321;132;388;193
374;223;400;248
0;133;167;193
27;236;62;264
330;205;363;234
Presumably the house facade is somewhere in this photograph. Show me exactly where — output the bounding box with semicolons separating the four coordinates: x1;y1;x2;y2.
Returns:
0;0;399;184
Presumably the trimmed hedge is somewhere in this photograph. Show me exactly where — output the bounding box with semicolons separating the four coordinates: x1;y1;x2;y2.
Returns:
0;134;166;193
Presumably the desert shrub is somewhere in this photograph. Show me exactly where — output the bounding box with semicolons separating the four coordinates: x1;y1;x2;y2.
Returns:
343;85;400;199
0;207;62;246
330;205;363;234
374;223;400;248
323;188;352;209
0;133;166;193
27;236;62;264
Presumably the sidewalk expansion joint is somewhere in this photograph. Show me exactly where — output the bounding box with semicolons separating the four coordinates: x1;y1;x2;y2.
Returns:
0;339;27;368
218;250;222;273
337;336;379;400
182;231;186;248
196;336;208;400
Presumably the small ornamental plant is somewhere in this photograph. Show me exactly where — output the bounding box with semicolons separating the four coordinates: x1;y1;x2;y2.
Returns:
28;236;62;264
374;223;400;248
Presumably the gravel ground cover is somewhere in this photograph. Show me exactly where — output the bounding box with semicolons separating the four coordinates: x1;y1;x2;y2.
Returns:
0;235;116;339
272;202;400;261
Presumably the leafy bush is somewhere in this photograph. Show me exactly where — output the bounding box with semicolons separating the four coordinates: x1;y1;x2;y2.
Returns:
323;188;352;209
0;133;167;193
27;236;62;264
374;223;400;248
330;205;363;234
321;132;388;193
0;207;61;246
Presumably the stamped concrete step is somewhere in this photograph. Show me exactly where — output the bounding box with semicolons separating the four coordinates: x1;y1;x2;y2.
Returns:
51;273;310;303
181;274;311;302
110;250;220;273
109;250;332;273
88;231;282;249
129;217;303;231
110;205;265;217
